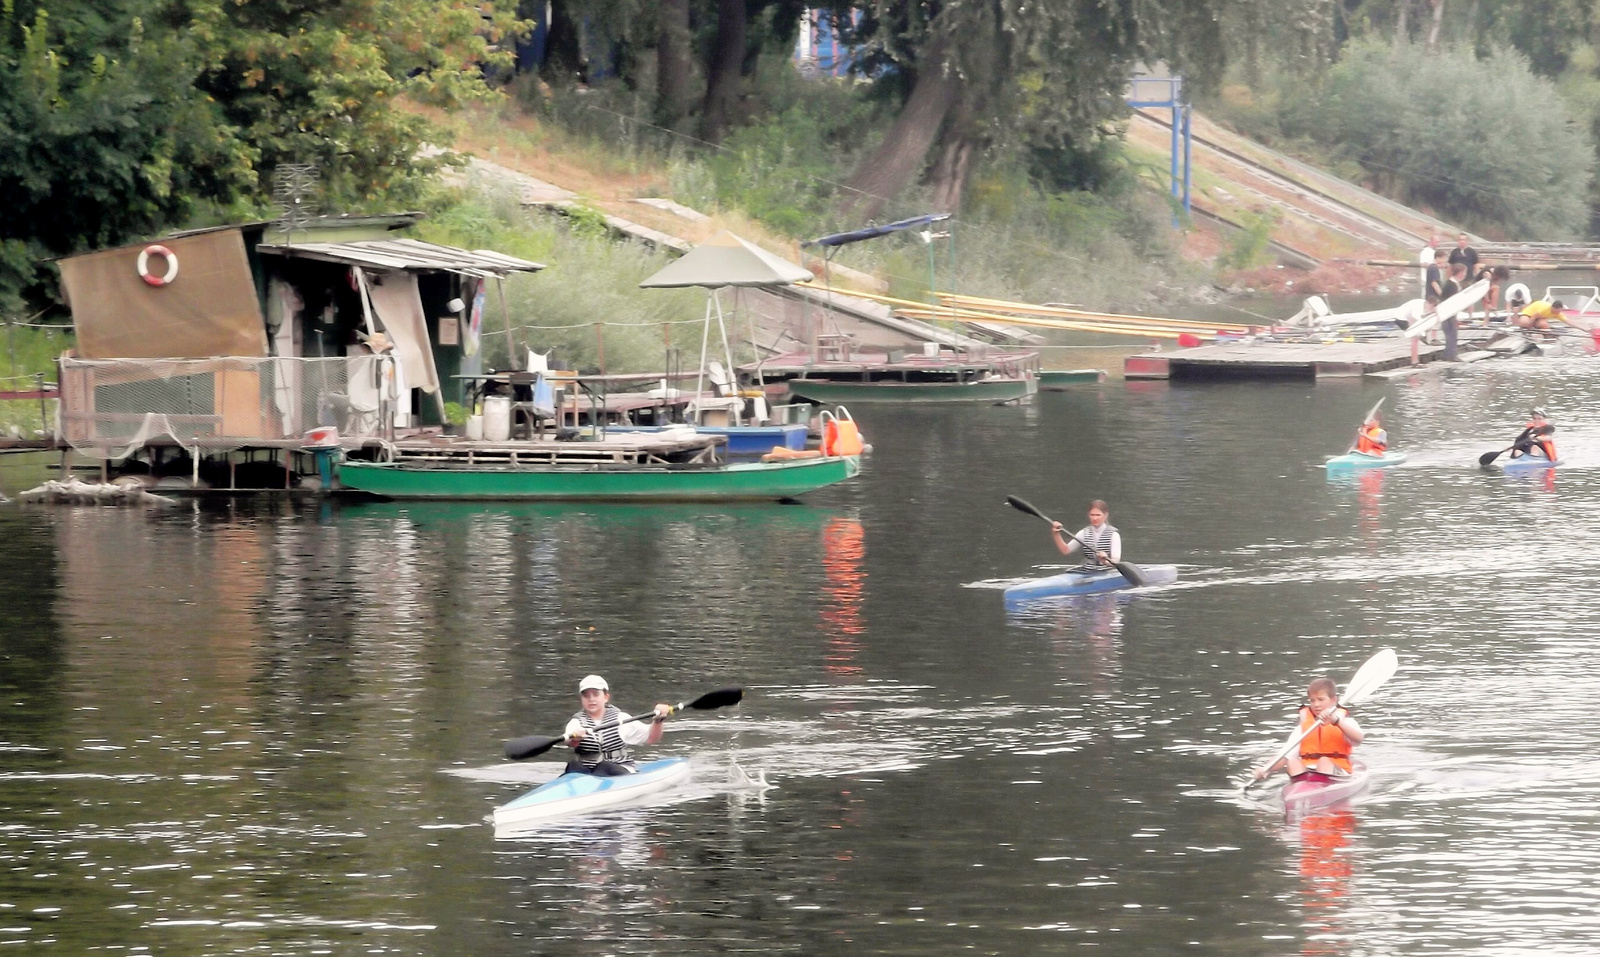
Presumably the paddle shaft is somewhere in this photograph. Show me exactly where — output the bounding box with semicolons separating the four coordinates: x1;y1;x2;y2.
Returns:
1005;496;1146;587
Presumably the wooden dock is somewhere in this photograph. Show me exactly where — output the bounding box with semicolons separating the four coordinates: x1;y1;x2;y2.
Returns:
1124;339;1445;381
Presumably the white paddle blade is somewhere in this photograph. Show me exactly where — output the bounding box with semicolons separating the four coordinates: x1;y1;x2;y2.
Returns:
1342;648;1398;706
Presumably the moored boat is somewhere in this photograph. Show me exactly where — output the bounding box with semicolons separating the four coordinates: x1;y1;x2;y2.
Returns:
338;454;861;501
785;375;1037;405
1281;761;1369;815
493;758;692;829
1003;564;1178;604
1038;369;1107;389
1323;450;1408;470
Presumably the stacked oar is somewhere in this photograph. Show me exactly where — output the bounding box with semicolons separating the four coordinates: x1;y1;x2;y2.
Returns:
798;283;1265;342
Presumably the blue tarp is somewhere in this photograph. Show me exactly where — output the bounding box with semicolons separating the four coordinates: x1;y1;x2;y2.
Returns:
803;213;952;249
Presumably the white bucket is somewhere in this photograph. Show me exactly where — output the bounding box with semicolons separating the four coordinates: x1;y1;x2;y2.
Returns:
465;414;484;440
483;396;512;442
922;341;940;357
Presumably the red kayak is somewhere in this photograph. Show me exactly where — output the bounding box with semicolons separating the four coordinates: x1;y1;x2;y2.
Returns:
1281;761;1368;815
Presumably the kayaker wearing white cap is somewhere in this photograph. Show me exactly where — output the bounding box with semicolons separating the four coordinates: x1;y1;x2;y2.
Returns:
563;675;672;776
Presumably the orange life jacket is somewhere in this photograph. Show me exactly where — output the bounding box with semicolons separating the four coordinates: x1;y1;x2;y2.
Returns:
1297;706;1353;772
1354;424;1386;454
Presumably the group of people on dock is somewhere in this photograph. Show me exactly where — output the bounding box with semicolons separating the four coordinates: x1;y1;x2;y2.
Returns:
1425;233;1570;332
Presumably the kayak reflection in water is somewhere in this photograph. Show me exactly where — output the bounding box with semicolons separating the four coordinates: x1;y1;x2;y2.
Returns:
1050;499;1122;573
1510;407;1558;461
564;674;672;776
1254;676;1366;783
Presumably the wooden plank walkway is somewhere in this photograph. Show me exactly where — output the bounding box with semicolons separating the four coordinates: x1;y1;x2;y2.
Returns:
1125;339;1445;380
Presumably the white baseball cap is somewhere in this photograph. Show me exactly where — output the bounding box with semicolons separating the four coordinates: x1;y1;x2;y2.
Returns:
578;674;609;693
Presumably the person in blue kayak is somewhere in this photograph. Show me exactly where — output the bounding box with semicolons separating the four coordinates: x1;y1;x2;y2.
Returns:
563;675;671;776
1354;416;1387;455
1051;500;1121;572
1510;407;1558;462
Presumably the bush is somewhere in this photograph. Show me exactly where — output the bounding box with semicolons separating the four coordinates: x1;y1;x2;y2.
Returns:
1279;40;1593;239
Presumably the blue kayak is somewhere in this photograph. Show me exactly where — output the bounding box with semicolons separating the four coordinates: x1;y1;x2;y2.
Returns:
1499;455;1562;471
492;758;691;829
1003;564;1178;604
1324;450;1407;470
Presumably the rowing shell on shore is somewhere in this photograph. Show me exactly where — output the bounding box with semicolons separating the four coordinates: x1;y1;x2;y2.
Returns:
493;758;692;829
1003;564;1178;604
1281;761;1369;817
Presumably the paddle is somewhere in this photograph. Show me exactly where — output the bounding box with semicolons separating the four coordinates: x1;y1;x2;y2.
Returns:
1478;423;1555;467
1243;648;1399;793
1005;495;1148;588
502;686;745;761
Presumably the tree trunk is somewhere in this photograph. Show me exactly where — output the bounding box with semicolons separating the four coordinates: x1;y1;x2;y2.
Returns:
839;40;963;219
700;0;747;143
1395;0;1410;46
655;0;693;129
1426;0;1446;48
927;97;979;214
543;0;585;84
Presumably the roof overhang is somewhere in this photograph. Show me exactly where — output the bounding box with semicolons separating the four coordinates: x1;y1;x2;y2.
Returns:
254;238;545;278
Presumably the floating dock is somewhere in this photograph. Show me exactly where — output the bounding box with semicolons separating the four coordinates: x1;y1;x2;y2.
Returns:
1124;340;1446;381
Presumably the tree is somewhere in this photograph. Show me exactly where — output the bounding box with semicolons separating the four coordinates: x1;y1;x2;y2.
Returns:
191;0;523;208
838;0;1268;219
0;0;254;312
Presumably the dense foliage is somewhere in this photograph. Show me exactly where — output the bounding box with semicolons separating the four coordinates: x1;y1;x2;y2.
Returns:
0;0;519;315
1280;41;1592;238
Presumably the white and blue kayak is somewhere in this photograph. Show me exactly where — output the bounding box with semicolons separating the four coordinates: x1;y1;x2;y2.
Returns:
1003;564;1178;604
1499;454;1562;471
1323;450;1407;470
493;758;691;829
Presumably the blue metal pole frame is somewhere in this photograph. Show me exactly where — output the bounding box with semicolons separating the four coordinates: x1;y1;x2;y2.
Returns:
1182;101;1192;217
1126;76;1191;228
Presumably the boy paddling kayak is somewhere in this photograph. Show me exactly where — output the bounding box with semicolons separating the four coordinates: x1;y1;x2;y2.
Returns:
1253;676;1366;784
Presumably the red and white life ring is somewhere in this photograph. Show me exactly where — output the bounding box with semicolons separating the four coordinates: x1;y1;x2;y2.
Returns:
136;245;179;287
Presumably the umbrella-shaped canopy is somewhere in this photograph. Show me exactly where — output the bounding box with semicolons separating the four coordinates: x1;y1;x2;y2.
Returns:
639;231;811;289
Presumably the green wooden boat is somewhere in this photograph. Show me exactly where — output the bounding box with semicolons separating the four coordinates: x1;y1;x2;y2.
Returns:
338;455;861;501
784;375;1037;404
1038;369;1106;389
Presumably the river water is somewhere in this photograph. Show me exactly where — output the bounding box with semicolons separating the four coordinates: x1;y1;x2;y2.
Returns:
2;354;1599;955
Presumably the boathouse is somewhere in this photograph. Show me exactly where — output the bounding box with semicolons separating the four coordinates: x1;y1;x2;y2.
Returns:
54;214;545;486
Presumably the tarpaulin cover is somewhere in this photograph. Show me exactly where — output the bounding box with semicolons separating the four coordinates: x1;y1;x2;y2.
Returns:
60;229;268;359
803;213;952;248
362;269;440;395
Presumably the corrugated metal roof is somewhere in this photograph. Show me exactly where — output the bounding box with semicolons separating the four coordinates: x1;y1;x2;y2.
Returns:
255;238;545;277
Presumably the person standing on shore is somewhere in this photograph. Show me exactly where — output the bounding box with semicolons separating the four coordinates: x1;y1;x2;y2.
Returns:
1448;233;1478;280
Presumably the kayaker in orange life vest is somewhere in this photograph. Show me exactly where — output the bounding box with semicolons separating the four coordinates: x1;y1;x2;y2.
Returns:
1354;418;1387;455
1253;676;1366;782
1510;407;1558;462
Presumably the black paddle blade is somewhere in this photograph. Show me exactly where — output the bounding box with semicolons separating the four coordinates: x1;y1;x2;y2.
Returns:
1112;561;1149;588
687;686;744;711
504;734;562;761
1006;495;1048;522
1479;448;1506;467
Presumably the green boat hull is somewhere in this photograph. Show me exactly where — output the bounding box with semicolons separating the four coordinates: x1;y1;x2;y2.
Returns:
1038;369;1106;388
784;376;1037;404
338;455;860;501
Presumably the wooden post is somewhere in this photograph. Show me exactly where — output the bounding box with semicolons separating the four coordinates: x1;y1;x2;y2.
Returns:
496;277;518;371
595;322;606;375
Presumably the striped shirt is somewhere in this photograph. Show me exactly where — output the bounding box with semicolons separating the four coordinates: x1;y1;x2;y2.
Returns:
1070;523;1121;573
564;705;653;770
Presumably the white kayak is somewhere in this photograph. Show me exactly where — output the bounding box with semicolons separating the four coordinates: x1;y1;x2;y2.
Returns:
1324;450;1407;470
493;757;691;829
1498;455;1562;471
1004;564;1178;604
